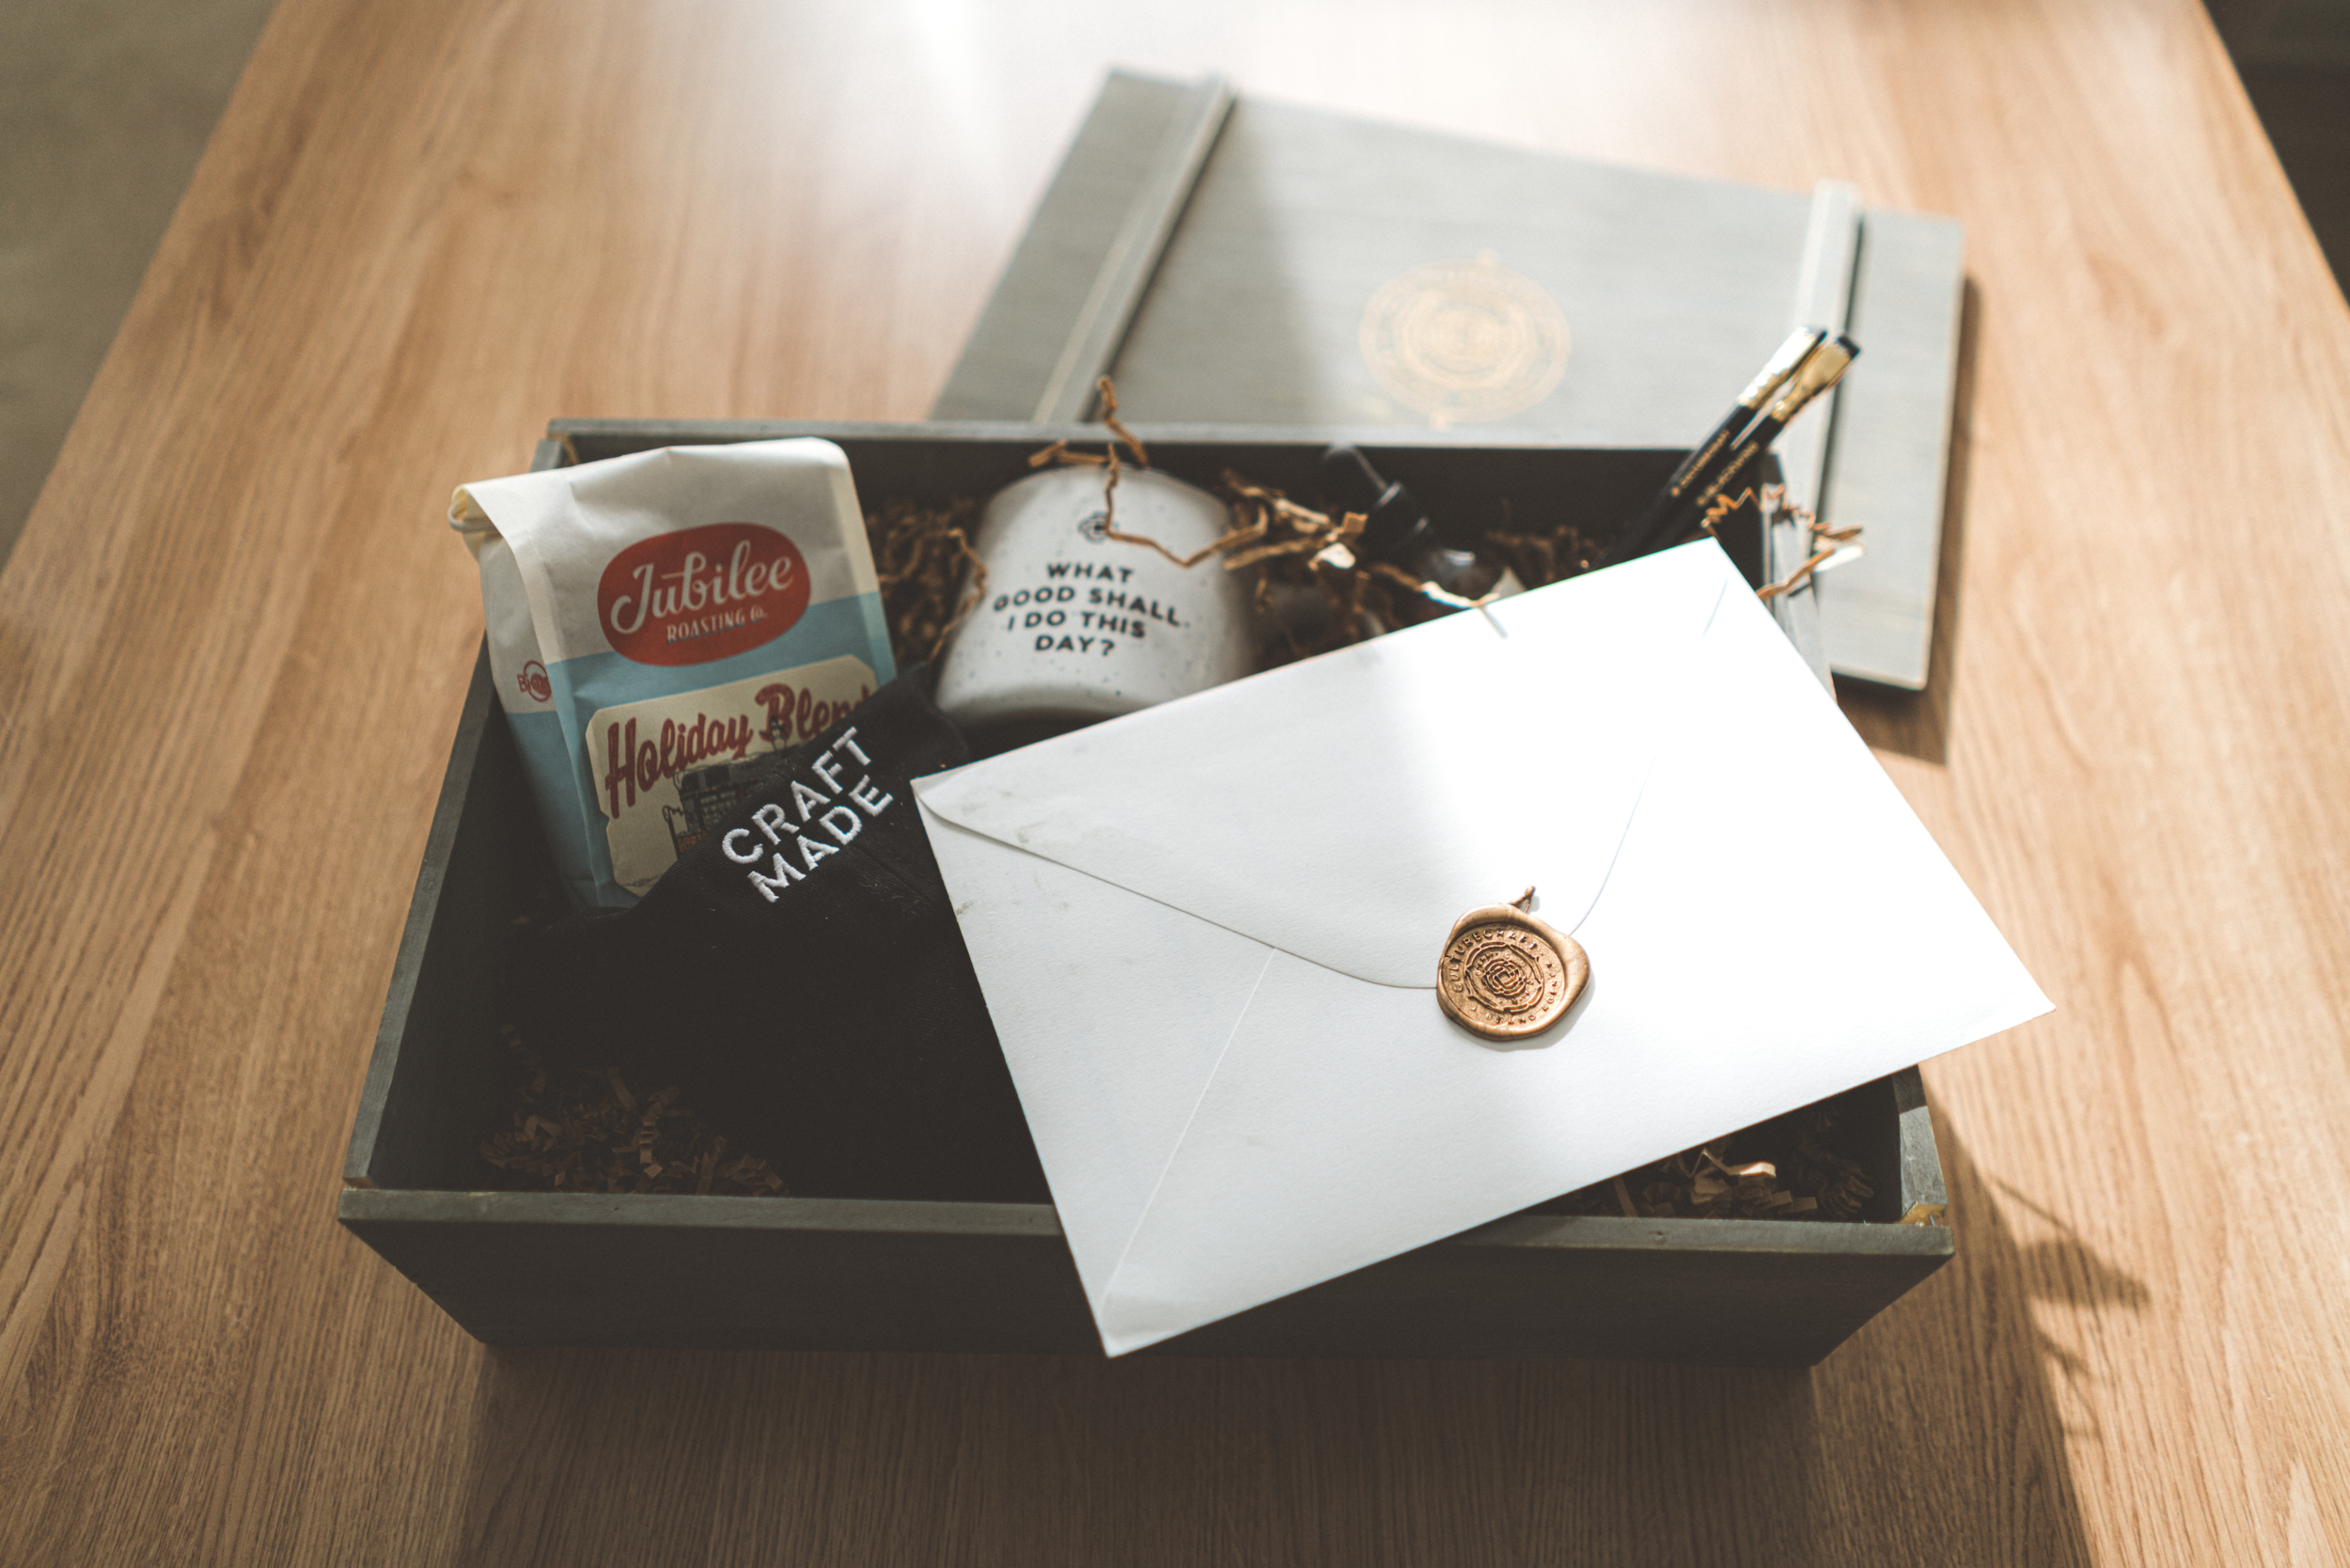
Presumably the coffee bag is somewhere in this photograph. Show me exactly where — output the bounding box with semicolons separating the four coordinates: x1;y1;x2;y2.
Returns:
453;439;896;907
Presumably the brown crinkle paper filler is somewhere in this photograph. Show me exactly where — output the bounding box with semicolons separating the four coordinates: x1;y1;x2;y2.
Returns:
864;495;987;668
1545;1106;1876;1223
480;1020;787;1197
1480;499;1607;594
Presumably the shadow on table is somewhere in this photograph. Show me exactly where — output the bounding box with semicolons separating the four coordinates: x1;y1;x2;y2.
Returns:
442;1123;2138;1567
1837;277;1984;767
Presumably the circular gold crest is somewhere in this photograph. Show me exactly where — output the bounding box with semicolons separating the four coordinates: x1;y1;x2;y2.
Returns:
1358;253;1571;428
1435;902;1589;1041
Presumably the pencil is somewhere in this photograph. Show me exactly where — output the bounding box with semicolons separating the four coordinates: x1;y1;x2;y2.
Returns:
1606;327;1830;565
1671;335;1858;539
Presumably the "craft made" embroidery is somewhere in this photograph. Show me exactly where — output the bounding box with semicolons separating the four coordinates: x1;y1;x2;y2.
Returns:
718;727;895;902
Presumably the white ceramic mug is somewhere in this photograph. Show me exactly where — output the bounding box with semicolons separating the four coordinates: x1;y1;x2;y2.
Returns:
935;464;1253;749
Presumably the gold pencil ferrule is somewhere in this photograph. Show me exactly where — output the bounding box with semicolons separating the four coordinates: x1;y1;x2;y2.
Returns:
1763;339;1856;422
1739;326;1831;408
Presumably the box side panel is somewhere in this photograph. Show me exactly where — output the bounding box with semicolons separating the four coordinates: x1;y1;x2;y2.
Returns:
1031;78;1233;424
341;1191;1947;1364
343;1205;1103;1353
1892;1065;1950;1222
1816;211;1966;690
932;72;1193;421
1162;1230;1948;1366
355;652;549;1190
346;653;494;1183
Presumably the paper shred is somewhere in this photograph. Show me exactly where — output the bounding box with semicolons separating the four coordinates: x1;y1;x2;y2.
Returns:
479;1026;791;1198
1539;1105;1882;1224
864;495;990;666
1479;494;1604;592
1031;419;1277;572
1753;491;1867;603
1093;376;1150;469
1756;544;1838;602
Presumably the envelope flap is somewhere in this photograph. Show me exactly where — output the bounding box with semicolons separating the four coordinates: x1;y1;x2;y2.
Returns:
915;543;1735;987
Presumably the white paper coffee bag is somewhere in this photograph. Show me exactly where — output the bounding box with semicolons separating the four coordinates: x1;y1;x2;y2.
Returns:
452;439;896;907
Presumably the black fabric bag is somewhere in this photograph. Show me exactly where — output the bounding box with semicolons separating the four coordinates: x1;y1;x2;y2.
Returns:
511;672;1050;1202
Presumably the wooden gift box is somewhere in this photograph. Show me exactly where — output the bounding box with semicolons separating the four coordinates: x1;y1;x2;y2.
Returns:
337;418;1953;1365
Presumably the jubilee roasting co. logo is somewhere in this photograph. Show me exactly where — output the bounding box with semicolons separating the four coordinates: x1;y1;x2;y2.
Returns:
597;522;810;666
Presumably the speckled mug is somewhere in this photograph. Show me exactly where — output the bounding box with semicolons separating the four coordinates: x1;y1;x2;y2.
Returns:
934;464;1254;751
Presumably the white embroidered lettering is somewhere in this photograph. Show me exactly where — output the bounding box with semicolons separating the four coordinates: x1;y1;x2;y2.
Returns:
849;776;893;817
797;834;837;870
748;852;804;902
835;727;871;765
790;780;830;823
752;802;789;845
811;753;847;792
722;828;760;864
821;805;863;846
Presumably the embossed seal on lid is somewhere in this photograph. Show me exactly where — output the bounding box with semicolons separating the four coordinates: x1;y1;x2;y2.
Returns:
1435;889;1589;1042
1358;254;1571;429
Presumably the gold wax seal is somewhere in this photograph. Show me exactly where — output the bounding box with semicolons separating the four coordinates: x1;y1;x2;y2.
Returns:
1435;888;1588;1042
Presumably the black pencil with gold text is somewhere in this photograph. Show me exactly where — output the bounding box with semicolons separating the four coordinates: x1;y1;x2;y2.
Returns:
1606;328;1826;563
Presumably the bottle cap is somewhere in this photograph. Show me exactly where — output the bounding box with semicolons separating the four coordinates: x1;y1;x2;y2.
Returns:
1320;445;1437;561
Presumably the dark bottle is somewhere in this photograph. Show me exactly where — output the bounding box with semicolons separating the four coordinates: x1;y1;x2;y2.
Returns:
1318;445;1524;623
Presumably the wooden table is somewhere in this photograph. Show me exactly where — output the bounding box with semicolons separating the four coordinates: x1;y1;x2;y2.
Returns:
5;1;2345;1561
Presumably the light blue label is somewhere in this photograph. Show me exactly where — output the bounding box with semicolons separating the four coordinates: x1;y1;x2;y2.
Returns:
539;591;896;907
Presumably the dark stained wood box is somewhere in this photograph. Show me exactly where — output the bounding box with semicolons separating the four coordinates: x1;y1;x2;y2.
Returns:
337;418;1953;1364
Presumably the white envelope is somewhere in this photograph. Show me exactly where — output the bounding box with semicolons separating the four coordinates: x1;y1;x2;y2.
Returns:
913;541;2049;1356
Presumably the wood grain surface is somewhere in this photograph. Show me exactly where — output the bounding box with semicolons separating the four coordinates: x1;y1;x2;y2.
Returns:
4;0;2347;1562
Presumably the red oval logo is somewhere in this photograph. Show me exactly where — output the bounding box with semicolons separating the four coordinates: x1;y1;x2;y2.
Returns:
596;523;810;666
